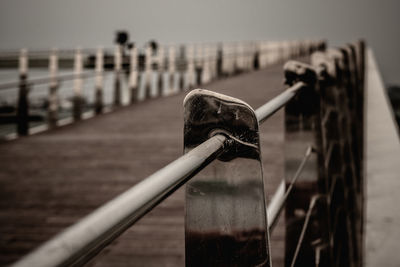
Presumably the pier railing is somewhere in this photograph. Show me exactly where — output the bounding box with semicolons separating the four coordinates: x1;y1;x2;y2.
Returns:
11;40;364;267
0;40;323;139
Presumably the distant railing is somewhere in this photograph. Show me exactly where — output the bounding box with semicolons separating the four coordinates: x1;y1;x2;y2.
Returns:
11;40;365;267
0;40;323;139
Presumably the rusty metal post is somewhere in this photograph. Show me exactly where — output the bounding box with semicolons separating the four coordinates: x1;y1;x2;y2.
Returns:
17;48;29;135
184;89;271;267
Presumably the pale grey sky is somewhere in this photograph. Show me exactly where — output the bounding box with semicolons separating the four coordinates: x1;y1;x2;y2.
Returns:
0;0;399;84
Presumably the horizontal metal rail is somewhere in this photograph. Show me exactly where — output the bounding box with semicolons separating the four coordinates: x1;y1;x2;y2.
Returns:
256;81;305;123
0;59;296;92
0;41;310;58
0;71;114;91
12;81;304;267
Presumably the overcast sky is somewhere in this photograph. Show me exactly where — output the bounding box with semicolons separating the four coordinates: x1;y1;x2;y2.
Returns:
0;0;399;84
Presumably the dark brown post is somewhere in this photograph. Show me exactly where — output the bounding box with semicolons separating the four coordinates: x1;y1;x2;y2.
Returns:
17;49;29;135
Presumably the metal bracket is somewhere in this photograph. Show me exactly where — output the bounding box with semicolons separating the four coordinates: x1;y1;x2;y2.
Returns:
184;89;271;267
184;89;260;161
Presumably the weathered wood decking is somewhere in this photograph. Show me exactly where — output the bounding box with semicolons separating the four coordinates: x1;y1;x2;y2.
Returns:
0;62;290;266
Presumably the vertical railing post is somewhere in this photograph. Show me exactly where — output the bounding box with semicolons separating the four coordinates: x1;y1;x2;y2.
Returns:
150;44;158;98
73;48;83;121
184;89;271;267
17;48;29;136
94;47;104;114
310;46;364;267
168;45;176;93
186;44;195;90
208;44;215;81
129;44;138;103
283;61;331;266
235;42;241;74
229;43;234;74
48;48;59;127
156;45;164;96
253;41;260;70
216;43;223;78
195;45;202;86
144;44;152;98
178;45;185;91
113;45;122;106
201;44;210;84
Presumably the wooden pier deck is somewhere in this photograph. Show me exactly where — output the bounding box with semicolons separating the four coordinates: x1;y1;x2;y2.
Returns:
0;62;291;266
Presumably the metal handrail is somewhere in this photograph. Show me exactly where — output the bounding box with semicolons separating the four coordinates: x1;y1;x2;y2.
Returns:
0;51;298;91
12;81;305;267
0;71;114;91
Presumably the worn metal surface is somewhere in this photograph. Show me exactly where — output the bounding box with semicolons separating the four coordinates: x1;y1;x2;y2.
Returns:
184;89;270;267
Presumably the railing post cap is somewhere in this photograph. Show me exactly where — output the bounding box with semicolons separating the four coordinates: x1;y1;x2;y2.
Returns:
283;60;317;86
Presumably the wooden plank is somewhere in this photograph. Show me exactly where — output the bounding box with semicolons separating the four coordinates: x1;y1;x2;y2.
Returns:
0;62;291;266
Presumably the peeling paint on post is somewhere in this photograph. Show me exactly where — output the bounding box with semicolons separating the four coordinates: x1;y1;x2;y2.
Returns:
95;47;104;114
48;48;58;127
17;48;29;135
73;48;83;121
